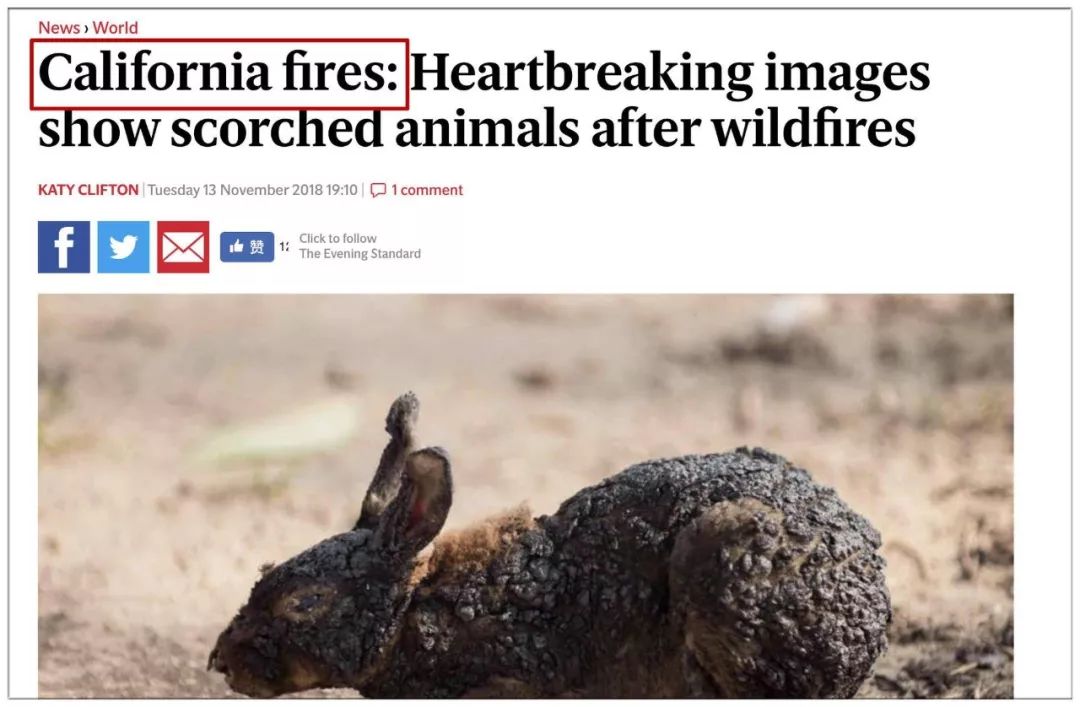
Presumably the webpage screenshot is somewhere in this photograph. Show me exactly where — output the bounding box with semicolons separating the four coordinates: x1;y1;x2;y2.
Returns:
2;3;1073;701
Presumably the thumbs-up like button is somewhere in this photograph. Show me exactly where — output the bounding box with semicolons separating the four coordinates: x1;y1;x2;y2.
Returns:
219;232;275;263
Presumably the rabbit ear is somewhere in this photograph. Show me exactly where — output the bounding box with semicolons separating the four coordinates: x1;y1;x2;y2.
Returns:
355;392;419;531
373;447;453;557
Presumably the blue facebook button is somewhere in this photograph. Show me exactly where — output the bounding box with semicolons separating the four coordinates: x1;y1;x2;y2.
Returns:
220;232;274;263
38;221;91;273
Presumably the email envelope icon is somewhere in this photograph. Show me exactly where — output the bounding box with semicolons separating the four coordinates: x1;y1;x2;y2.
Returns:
157;221;210;273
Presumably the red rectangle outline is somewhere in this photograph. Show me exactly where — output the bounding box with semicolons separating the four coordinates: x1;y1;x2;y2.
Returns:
30;37;410;111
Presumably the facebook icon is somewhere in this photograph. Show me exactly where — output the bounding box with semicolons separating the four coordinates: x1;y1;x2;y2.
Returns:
38;221;91;273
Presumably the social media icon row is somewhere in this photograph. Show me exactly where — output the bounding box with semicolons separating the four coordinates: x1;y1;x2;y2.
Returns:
38;222;274;273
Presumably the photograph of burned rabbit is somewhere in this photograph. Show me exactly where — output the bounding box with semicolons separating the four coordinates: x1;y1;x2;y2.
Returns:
37;294;1013;698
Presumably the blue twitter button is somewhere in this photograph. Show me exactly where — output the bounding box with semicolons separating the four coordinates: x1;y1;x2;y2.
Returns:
97;221;151;273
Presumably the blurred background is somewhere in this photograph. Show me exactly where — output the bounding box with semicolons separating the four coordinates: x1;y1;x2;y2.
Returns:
38;294;1013;697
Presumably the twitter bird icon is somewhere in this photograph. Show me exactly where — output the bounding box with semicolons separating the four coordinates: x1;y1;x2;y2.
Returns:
97;221;150;273
110;234;138;260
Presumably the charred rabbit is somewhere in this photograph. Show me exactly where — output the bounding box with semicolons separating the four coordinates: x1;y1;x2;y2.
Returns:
209;392;890;698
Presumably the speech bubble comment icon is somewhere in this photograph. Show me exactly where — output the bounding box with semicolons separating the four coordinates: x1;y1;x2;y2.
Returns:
370;182;387;198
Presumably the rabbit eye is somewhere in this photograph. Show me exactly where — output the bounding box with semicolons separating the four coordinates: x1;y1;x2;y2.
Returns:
275;586;335;621
295;593;322;612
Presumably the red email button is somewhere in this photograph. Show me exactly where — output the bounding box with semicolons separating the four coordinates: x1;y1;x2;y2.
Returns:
157;221;210;273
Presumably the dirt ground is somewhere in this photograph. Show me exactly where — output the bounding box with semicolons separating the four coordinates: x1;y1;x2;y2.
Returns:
37;294;1014;698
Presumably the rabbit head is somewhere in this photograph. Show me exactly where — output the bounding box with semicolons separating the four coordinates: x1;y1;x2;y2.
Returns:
208;393;452;697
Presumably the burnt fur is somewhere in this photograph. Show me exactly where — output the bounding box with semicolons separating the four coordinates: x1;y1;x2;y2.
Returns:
210;393;891;698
